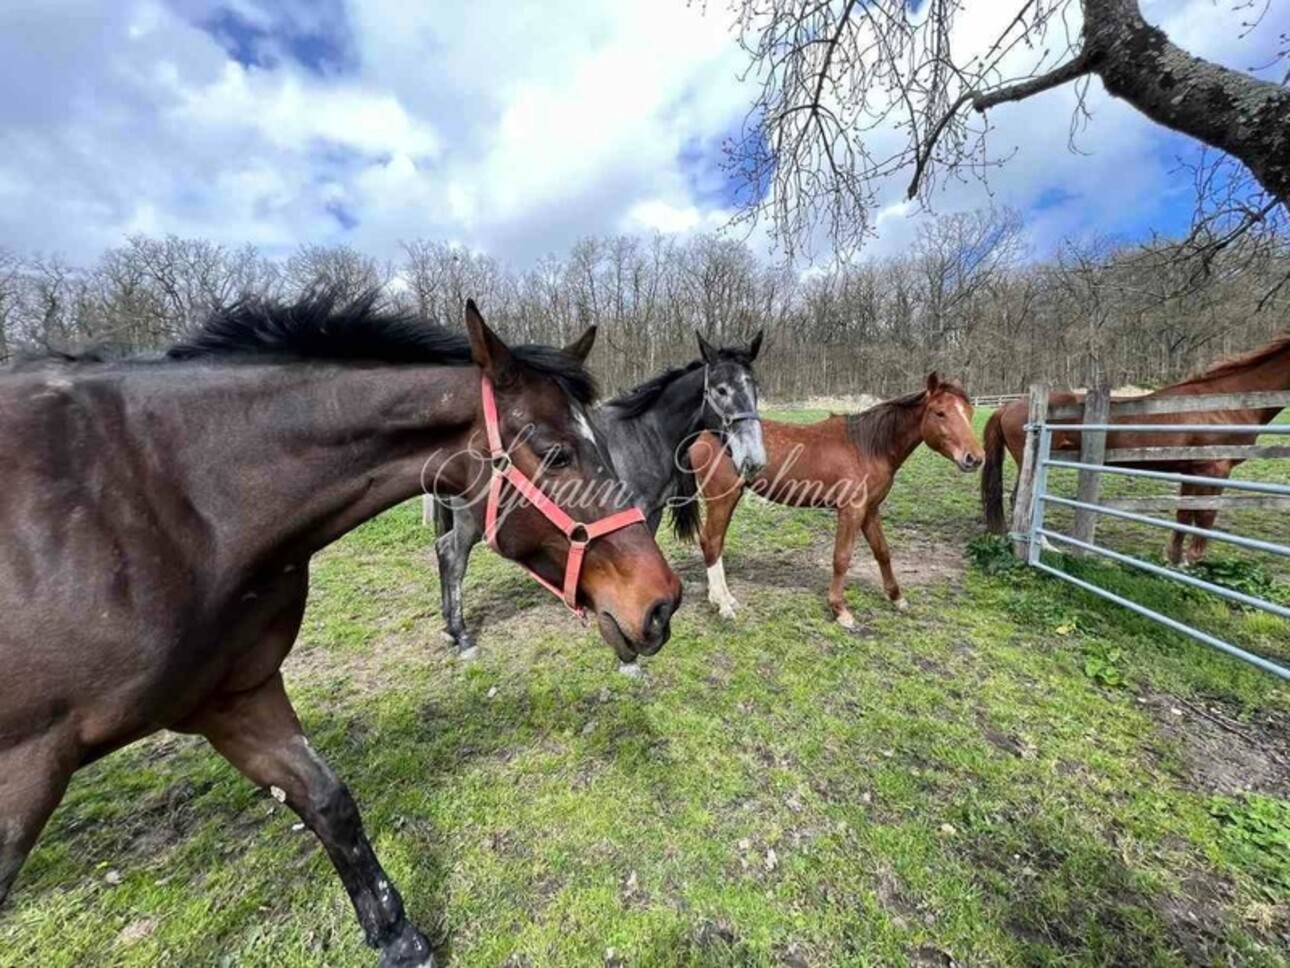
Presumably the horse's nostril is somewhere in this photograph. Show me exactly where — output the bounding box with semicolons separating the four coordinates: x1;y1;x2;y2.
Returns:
645;598;673;640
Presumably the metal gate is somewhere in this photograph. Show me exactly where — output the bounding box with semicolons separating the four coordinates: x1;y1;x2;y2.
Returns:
1011;387;1290;680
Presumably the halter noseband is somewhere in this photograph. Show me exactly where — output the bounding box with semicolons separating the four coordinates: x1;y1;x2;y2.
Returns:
702;365;759;432
479;373;645;617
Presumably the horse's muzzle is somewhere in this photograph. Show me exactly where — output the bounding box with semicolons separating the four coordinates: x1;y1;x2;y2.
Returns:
956;453;983;473
597;588;681;660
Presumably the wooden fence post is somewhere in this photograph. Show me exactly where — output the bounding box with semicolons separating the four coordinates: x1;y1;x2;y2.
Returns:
1071;384;1111;554
1011;382;1049;559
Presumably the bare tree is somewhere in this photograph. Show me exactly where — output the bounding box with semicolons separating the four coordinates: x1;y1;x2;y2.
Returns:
285;243;389;302
0;248;20;362
2;219;1285;399
726;0;1289;258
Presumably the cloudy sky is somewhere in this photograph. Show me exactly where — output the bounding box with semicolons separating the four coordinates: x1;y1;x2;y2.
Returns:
0;0;1285;267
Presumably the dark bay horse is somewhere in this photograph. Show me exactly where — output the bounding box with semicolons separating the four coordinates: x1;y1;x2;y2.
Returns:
682;373;984;628
982;332;1290;564
0;294;682;967
428;331;765;667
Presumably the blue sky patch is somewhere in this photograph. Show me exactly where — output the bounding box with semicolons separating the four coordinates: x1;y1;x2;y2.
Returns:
189;1;356;76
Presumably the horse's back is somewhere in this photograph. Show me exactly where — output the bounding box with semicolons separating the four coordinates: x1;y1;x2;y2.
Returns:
748;417;870;508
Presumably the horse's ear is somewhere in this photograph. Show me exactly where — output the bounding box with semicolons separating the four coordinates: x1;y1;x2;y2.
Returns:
696;330;719;365
926;371;942;394
465;299;513;379
748;329;764;362
564;325;597;363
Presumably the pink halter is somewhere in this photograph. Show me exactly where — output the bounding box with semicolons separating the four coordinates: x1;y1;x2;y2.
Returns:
479;374;645;616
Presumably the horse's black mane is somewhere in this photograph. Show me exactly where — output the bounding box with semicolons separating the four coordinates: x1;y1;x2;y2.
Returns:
606;345;755;420
167;290;596;404
844;381;969;456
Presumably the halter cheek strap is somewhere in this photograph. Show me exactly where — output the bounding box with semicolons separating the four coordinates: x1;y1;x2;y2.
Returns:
479;374;645;616
702;366;760;431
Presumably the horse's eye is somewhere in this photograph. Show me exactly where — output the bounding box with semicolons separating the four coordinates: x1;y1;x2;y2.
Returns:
935;410;947;418
717;385;731;397
545;446;572;469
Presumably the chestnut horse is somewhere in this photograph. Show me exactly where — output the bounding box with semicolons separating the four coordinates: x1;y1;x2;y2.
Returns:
0;294;681;967
681;373;985;628
982;332;1290;564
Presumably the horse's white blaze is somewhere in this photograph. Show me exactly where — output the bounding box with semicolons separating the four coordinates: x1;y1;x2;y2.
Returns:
572;407;597;444
707;557;737;615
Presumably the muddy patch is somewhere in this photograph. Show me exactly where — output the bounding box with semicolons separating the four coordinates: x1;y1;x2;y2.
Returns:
1144;693;1290;797
697;527;965;612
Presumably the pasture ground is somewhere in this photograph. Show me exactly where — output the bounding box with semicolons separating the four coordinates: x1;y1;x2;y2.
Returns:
2;409;1287;967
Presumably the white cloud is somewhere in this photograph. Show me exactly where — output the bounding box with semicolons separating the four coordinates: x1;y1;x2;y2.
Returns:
0;0;1283;266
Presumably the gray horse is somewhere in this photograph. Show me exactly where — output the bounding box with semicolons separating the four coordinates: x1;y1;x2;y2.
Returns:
429;330;766;667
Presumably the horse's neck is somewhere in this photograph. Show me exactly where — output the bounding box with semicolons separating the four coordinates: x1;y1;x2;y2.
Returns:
890;404;928;468
656;367;706;426
605;369;705;504
200;364;479;568
845;401;924;472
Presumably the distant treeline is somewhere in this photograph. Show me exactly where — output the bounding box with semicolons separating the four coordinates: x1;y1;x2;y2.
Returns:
2;208;1286;400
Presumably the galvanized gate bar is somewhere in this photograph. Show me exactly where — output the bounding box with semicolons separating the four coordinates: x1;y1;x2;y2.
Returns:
1036;528;1290;620
1020;414;1290;681
1043;460;1290;496
1044;423;1290;433
1032;560;1290;681
1042;494;1290;558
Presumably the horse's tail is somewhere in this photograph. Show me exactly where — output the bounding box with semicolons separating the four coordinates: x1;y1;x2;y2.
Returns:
669;447;704;544
982;410;1008;534
424;494;453;535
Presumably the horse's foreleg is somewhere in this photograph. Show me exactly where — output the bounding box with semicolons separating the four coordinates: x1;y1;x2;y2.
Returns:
433;499;481;659
861;510;906;612
188;674;434;968
700;489;743;619
0;730;76;909
829;506;864;629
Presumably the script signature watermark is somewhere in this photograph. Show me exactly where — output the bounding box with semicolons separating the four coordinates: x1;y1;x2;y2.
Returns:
418;429;870;531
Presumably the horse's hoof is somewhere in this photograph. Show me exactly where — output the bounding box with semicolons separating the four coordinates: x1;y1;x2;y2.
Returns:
378;923;435;968
457;645;480;662
893;597;909;613
618;661;643;678
836;611;856;630
717;604;738;620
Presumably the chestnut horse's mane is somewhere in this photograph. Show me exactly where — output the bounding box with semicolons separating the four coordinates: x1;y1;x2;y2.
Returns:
844;380;969;457
1174;331;1290;388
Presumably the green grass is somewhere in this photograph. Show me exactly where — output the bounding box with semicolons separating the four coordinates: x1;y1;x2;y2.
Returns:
2;408;1288;966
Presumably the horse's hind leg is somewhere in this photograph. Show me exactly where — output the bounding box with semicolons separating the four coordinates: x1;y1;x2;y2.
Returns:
829;506;864;629
186;674;434;967
860;509;906;612
0;730;76;908
1183;474;1228;565
433;498;481;660
1167;479;1224;566
1164;484;1192;564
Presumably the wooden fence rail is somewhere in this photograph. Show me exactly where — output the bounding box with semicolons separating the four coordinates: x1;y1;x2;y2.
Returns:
973;393;1026;409
1011;386;1290;554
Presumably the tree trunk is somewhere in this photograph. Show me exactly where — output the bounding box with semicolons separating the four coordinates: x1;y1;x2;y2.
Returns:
1083;0;1290;206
